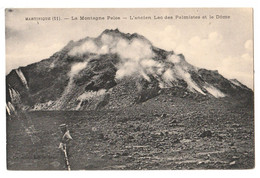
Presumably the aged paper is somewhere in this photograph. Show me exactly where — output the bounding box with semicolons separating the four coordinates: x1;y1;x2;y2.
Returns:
6;8;254;170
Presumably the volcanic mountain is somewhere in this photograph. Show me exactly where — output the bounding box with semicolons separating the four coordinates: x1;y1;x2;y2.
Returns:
6;29;253;115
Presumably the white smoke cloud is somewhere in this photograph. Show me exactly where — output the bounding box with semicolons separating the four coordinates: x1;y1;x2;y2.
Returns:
115;39;154;61
69;33;160;80
167;55;181;64
67;32;220;94
78;89;106;101
100;45;109;54
15;69;29;89
113;38;159;79
140;59;164;75
162;68;176;83
75;89;107;110
69;61;88;77
101;34;114;45
140;59;162;68
116;60;141;79
69;40;99;56
174;66;205;94
204;85;225;98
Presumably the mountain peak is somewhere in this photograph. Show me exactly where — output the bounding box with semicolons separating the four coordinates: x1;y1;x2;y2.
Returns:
101;28;126;37
100;28;149;42
6;29;253;113
102;28;120;34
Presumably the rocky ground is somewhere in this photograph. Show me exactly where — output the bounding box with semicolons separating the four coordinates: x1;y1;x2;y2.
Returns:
7;95;254;170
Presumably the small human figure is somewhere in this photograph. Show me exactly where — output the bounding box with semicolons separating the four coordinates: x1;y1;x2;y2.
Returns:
58;124;73;170
59;124;73;148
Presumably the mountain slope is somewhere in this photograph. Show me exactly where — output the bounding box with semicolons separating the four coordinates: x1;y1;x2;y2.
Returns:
6;29;253;114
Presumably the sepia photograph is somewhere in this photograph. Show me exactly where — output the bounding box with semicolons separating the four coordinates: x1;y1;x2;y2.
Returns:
5;8;254;170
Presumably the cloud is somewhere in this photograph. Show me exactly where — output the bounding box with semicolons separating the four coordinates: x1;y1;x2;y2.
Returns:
162;68;176;83
101;34;114;45
142;25;181;51
69;40;100;56
113;39;151;61
173;32;253;89
204;85;225;98
116;60;141;79
69;62;88;78
217;57;253;89
174;65;205;94
68;33;186;88
5;9;32;32
6;42;64;73
208;32;223;44
77;89;106;101
176;32;224;70
69;33;159;80
167;55;181;64
216;40;253;89
188;32;222;47
156;25;181;50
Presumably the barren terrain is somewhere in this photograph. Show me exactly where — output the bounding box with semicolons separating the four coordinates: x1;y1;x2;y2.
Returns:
7;95;254;170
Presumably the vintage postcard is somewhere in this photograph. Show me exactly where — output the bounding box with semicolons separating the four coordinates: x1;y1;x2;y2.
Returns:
6;8;254;170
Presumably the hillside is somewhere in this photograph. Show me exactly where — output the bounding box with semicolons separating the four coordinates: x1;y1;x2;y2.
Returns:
6;29;253;114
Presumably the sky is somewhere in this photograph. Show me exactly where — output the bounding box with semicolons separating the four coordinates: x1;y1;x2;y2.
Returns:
5;8;253;89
